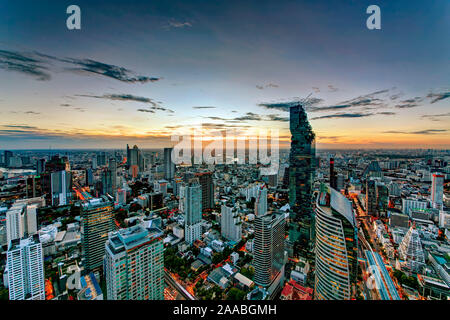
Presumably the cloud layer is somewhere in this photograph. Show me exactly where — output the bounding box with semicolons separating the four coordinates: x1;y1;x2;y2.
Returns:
0;49;161;83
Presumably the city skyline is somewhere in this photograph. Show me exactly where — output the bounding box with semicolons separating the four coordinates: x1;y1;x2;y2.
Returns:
0;0;449;150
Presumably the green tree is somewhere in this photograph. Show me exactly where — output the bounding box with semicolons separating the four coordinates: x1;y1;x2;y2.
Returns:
0;288;8;300
240;266;255;280
227;287;246;300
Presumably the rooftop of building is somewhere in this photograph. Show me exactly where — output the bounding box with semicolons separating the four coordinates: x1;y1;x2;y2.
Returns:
8;234;40;251
108;222;163;253
317;183;355;227
78;272;102;300
281;280;313;300
81;196;113;210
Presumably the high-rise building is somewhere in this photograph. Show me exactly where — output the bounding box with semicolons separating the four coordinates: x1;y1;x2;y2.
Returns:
183;181;202;244
80;197;115;271
7;235;45;300
108;158;117;192
402;198;428;216
97;152;107;167
388;181;401;197
376;183;389;217
101;169;113;196
126;144;131;168
50;170;72;206
44;155;68;172
92;156;98;169
3;150;13;167
6;198;43;244
255;185;268;217
164;147;175;180
26;175;43;198
314;184;358;300
149;192;164;211
36;158;46;175
128;145;144;176
40;155;70;205
129;145;139;167
431;173;444;210
366;179;377;216
253;212;285;298
195;172;214;210
287;105;316;257
116;188;127;206
398;226;425;273
362;161;382;179
267;173;278;187
86;168;94;186
8;155;22;167
220;204;242;242
104;224;164;300
6;203;26;245
329;158;337;189
336;173;345;190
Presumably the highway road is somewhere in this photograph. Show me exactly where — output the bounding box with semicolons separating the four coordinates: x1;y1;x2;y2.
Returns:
164;269;197;300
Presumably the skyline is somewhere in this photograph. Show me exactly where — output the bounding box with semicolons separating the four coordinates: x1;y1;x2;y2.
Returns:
0;0;449;150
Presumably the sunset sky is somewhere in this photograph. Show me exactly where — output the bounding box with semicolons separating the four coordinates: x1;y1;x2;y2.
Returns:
0;0;449;150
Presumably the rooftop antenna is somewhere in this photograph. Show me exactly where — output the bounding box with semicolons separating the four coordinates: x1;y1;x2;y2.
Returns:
298;93;316;109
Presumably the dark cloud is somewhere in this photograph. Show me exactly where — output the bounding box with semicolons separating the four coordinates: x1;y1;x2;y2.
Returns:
203;116;227;121
76;93;174;113
233;112;263;121
329;89;389;110
203;112;289;123
426;91;450;104
164;125;183;129
200;123;250;129
309;104;352;112
1;125;39;129
24;111;41;115
1;50;160;83
137;108;155;113
57;57;160;83
258;97;323;112
421;112;450;121
377;112;396;115
0;50;51;81
192;106;217;109
259;90;390;114
311;113;374;120
394;97;423;109
384;129;448;135
266;114;289;122
258;101;296;112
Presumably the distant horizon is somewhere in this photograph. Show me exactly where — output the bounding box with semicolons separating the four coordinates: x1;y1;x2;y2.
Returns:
2;146;449;152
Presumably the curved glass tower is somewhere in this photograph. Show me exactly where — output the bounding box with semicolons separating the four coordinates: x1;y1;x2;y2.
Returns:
314;184;358;300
